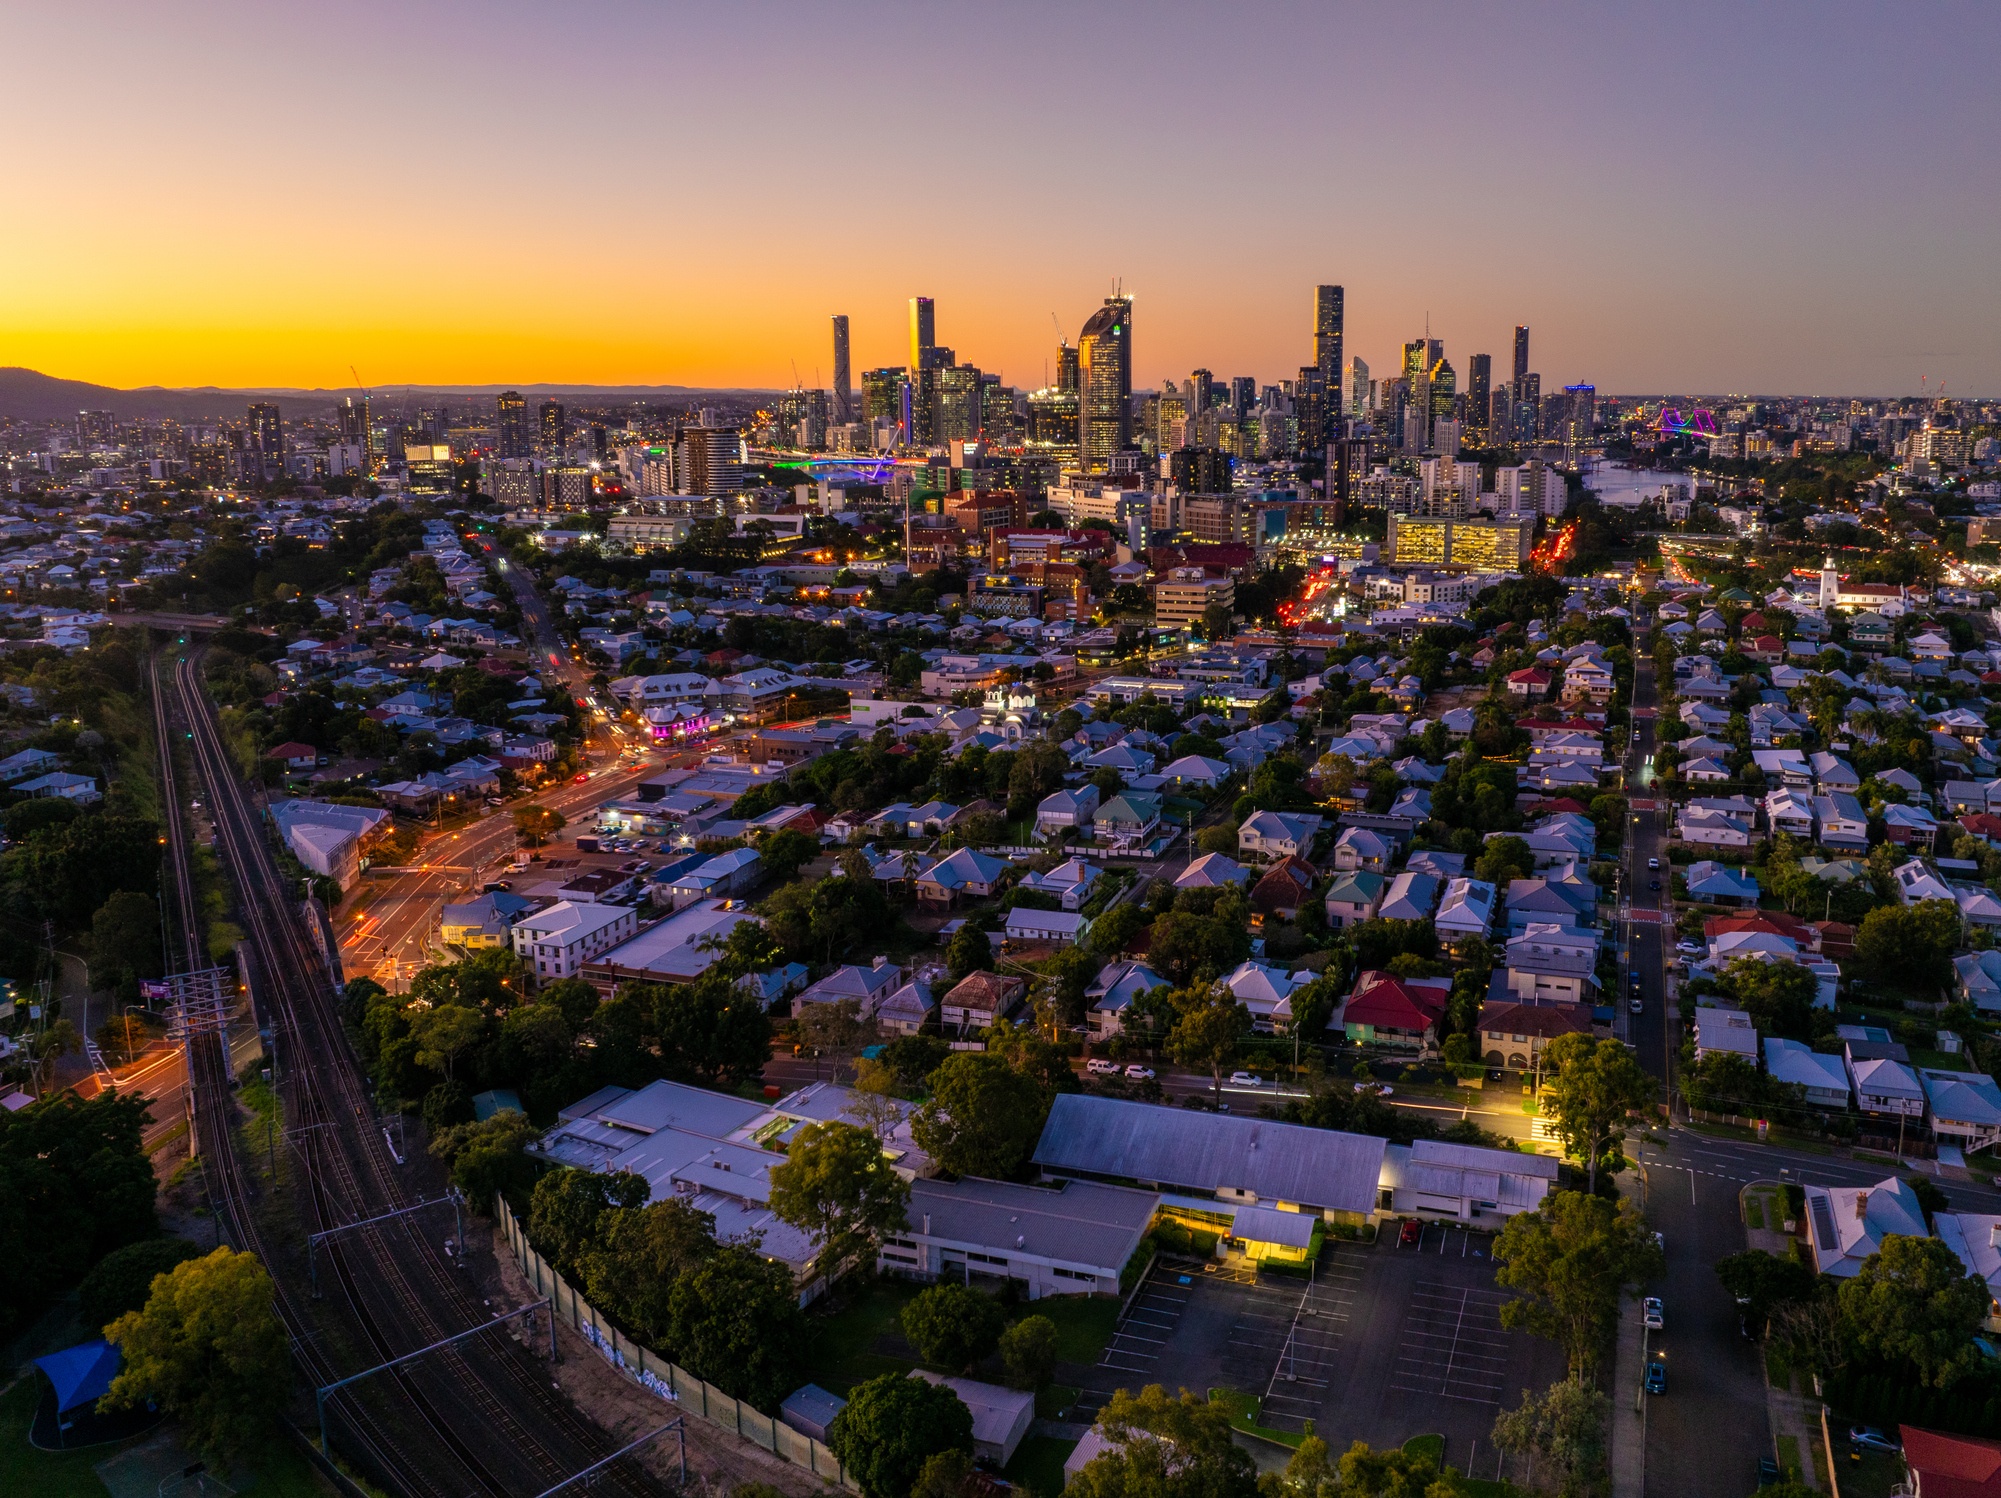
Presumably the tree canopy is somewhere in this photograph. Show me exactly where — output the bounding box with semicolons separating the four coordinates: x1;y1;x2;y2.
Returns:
911;1053;1049;1179
830;1374;976;1498
1494;1190;1662;1377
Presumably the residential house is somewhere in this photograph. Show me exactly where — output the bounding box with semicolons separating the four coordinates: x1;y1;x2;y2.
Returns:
1158;754;1232;787
1505;669;1552;700
1434;878;1497;941
796;959;904;1019
941;971;1025;1032
1503;923;1600;1003
1095;793;1164;852
1323;870;1386;929
915;847;1010;905
1802;1177;1928;1277
1677;798;1756;849
1686;861;1760;905
1922;1070;2001;1154
1238;810;1324;864
1504;877;1596;935
1932;1221;2001;1333
1763;1038;1851;1109
1376;870;1442;922
1221;960;1309;1032
512;900;641;982
1764;786;1815;839
1250;858;1318;922
1005;907;1088;946
439;891;532;948
1812;792;1870;853
1330;826;1395;873
1018;857;1101;910
662;847;763;905
1476;993;1593;1072
1694;1007;1759;1062
1956;950;2001;1013
1085;961;1169;1039
1338;971;1448;1051
1845;1043;1926;1120
1035;786;1100;838
1176;853;1250;889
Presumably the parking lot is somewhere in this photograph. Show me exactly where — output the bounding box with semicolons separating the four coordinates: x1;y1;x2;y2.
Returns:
1076;1220;1565;1466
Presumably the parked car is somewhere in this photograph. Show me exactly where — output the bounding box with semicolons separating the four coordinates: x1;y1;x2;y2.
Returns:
1848;1428;1900;1455
1649;878;1662;891
1648;856;1660;870
1642;1297;1664;1330
1124;1064;1156;1081
1630;996;1644;1013
1227;1071;1263;1087
1086;1058;1120;1076
1354;1081;1395;1098
1644;1360;1667;1395
1677;940;1702;955
1399;1219;1422;1247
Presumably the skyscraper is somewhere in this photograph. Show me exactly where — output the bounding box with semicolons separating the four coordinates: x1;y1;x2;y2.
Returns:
910;297;937;371
1189;368;1214;416
1314;285;1344;395
540;400;567;449
247;402;282;460
1055;339;1080;393
1466;355;1492;443
1078;296;1132;474
831;315;852;425
1294;366;1328;452
1515;372;1542;442
339;394;377;473
1346;357;1370;420
1512;326;1530;387
497;391;529;459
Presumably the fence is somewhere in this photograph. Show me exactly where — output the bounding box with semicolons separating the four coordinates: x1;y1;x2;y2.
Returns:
496;1197;857;1490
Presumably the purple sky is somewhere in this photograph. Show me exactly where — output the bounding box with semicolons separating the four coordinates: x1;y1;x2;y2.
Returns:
4;0;1998;394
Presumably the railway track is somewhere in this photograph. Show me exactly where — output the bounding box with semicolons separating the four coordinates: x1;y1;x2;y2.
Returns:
155;647;660;1497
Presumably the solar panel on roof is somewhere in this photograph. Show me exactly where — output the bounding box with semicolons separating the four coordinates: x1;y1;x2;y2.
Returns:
1810;1195;1838;1250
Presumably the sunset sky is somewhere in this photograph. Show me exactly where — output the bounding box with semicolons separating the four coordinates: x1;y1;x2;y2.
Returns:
5;0;1999;396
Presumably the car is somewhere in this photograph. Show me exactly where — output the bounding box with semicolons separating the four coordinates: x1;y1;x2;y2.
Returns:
1124;1064;1156;1081
1399;1219;1422;1247
1677;940;1702;955
1630;996;1644;1013
1086;1058;1119;1076
573;772;590;783
1848;1428;1900;1455
1227;1071;1262;1087
1647;856;1660;871
1353;1081;1394;1098
1642;1297;1664;1330
482;880;512;893
1649;878;1661;891
1644;1360;1667;1395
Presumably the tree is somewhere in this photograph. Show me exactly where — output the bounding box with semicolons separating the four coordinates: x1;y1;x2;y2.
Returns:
1838;1233;1991;1389
945;922;995;984
1331;1441;1459;1497
29;1018;80;1096
651;973;771;1087
768;1120;911;1280
1000;1314;1059;1389
409;1003;487;1081
911;1053;1049;1179
1715;1248;1817;1334
581;1198;717;1347
793;995;872;1063
1495;1190;1661;1376
829;1373;975;1498
1201;601;1236;641
1473;835;1534;886
100;1247;289;1463
528;1167;651;1277
1071;1386;1258;1498
1196;823;1240;856
1168;989;1251;1105
78;1237;203;1335
1717;956;1818;1041
901;1284;1006;1372
667;1244;807;1411
1538;1033;1654;1192
1264;1433;1338;1498
1854;899;1962;989
89;890;163;996
428;1109;540;1213
1490;1378;1608;1498
512;804;566;847
844;1056;907;1141
760;827;820;883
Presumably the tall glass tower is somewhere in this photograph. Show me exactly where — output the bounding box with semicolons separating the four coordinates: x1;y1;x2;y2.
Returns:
1078;296;1132;473
831;315;852;425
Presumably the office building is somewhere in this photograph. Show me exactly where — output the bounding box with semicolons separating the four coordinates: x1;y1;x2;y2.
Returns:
1466;355;1492;444
862;368;906;431
1188;368;1214;417
1498;460;1567;519
1026;386;1081;468
831;315;852;425
1078;296;1132;474
1345;357;1370;421
1387;515;1532;570
676;427;744;495
1154;569;1235;630
1314;284;1344;393
981;381;1017;446
910;296;938;370
540;401;567;449
497;391;530;459
1563;385;1596;445
1295;366;1328;452
1513;326;1530;387
1229;375;1256;419
936;365;983;445
1515;373;1541;443
338;394;378;474
1056;339;1080;393
1169;448;1233;495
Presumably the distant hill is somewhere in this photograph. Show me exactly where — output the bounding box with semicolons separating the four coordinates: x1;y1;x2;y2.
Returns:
0;368;768;422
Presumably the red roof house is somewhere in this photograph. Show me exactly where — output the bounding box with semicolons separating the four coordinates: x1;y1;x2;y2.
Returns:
1506;669;1553;701
1901;1426;2001;1498
1337;971;1449;1049
265;742;319;771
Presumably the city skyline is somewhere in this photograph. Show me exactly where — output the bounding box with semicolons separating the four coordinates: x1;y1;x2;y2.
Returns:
3;1;1998;395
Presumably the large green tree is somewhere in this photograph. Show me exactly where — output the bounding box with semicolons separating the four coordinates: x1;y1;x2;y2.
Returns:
1493;1190;1662;1376
1490;1378;1608;1498
667;1244;807;1412
900;1284;1005;1373
768;1120;910;1281
428;1109;540;1214
649;973;771;1088
830;1374;975;1498
580;1199;717;1347
101;1247;289;1463
1854;899;1962;989
527;1167;651;1278
1167;989;1251;1105
1538;1033;1655;1192
911;1053;1049;1179
1838;1233;1991;1389
1069;1386;1258;1498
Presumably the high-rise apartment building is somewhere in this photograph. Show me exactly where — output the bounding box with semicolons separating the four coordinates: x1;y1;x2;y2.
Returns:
1564;385;1596;445
497;391;529;459
980;380;1017;446
1515;373;1542;443
1513;326;1530;387
1427;358;1455;444
1294;366;1328;452
1078;296;1132;474
1346;357;1370;419
676;427;744;495
1189;368;1214;416
935;365;983;445
1466;355;1492;443
247;402;282;460
1169;447;1233;495
1229;376;1256;420
862;368;907;429
339;395;378;473
1314;284;1344;395
540;401;567;449
910;297;937;370
831;315;853;425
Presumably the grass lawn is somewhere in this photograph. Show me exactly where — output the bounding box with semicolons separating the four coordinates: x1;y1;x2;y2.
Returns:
1401;1433;1444;1469
1777;1433;1805;1483
1003;1434;1078;1498
1032;1296;1120;1366
1839;1445;1909;1498
1206;1388;1303;1450
0;1378;330;1498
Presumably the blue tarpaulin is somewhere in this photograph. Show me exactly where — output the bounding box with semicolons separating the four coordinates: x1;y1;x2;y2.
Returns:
35;1339;121;1414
